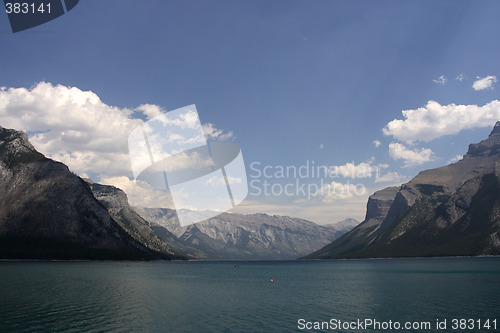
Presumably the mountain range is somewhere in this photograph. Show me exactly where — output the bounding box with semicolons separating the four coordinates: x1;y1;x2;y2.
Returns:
0;125;354;260
136;208;357;259
0;125;183;260
4;121;498;261
304;121;500;259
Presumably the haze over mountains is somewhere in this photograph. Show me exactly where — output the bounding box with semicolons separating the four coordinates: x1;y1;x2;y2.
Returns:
305;122;500;259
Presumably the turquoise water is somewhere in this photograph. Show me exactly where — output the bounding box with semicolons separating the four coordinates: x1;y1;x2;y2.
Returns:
0;258;499;332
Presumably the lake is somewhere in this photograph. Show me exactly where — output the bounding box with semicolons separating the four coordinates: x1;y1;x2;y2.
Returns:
1;257;499;332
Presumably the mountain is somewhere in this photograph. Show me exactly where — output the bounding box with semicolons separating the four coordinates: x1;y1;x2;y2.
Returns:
0;125;183;260
85;180;186;259
304;122;500;259
323;218;361;233
135;207;357;259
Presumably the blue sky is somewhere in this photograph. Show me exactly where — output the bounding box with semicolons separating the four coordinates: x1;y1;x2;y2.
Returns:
1;0;500;224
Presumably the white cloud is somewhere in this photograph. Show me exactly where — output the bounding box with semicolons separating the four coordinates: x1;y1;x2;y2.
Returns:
100;176;175;209
383;100;500;143
0;82;231;193
328;156;407;183
164;151;215;172
319;143;324;149
202;123;234;141
314;180;367;201
456;73;465;82
433;75;447;85
389;142;434;167
135;104;164;120
473;75;497;91
375;171;407;183
328;161;387;179
0;82;139;178
103;175;225;212
447;154;463;164
205;175;227;188
372;140;381;148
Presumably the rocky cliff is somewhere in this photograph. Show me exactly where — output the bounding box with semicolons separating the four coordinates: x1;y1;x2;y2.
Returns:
304;122;500;259
86;180;185;259
0;126;183;260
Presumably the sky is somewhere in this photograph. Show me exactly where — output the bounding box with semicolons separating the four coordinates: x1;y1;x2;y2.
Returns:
1;0;500;224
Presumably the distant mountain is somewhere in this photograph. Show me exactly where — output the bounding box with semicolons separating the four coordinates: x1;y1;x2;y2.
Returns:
304;122;500;259
0;125;183;260
135;208;357;259
323;218;360;233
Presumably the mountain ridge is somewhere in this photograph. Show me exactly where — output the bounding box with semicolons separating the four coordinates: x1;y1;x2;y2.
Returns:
0;125;183;260
135;207;358;259
86;181;185;259
304;122;500;259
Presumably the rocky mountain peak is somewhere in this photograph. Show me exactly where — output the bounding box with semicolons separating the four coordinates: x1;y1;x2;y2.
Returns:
406;121;500;191
0;126;45;168
0;126;32;151
87;181;182;258
466;121;500;158
364;186;398;222
0;125;183;260
489;121;500;138
305;122;500;259
135;207;353;259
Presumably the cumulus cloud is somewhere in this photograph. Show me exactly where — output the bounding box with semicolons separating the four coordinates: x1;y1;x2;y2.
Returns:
372;140;381;148
101;176;175;209
314;180;367;202
383;100;500;143
375;171;407;183
0;82;139;178
0;82;232;193
447;155;463;164
328;161;388;179
433;75;448;85
135;104;164;120
473;75;497;91
102;176;219;212
389;142;434;167
319;143;324;149
164;151;215;172
456;73;465;82
202;123;234;141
